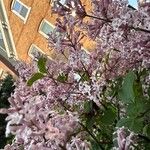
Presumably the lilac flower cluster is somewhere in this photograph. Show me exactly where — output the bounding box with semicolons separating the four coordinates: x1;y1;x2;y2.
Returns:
49;0;150;81
113;127;135;150
1;0;150;149
0;61;91;149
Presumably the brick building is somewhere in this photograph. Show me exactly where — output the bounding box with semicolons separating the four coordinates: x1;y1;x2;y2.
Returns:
0;0;94;78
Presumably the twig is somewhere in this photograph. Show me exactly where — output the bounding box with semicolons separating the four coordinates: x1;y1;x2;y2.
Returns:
79;122;105;150
86;14;111;23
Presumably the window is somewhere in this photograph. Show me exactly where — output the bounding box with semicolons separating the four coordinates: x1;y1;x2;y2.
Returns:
60;0;66;4
11;0;31;23
0;0;17;58
28;44;45;59
0;30;6;51
128;0;138;9
0;69;7;79
51;0;66;7
39;19;54;38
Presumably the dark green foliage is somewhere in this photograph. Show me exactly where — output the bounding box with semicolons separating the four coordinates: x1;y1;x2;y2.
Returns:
91;140;101;150
27;57;48;86
81;100;115;148
84;100;93;114
117;71;150;147
80;72;90;81
57;73;68;83
28;58;150;149
37;57;47;74
27;72;45;86
143;124;150;138
117;117;144;133
81;71;150;149
100;106;117;125
0;75;15;108
119;71;137;103
0;75;15;148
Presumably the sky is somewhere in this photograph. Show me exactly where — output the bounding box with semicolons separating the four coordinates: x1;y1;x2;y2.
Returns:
60;0;139;9
128;0;138;9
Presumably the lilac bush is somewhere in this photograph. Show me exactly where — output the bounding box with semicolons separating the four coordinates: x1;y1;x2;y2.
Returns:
1;0;150;149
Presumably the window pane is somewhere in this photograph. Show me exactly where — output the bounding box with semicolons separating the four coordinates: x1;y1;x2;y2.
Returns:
60;0;66;4
0;31;5;51
12;0;29;20
29;45;43;59
13;1;21;12
20;6;28;18
128;0;138;9
41;22;53;35
30;47;38;55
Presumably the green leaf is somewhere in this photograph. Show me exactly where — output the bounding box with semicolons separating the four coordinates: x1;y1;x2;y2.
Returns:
100;106;117;125
79;72;90;81
119;71;137;103
143;125;150;138
133;80;143;99
91;140;102;150
85;116;95;129
147;86;150;97
84;101;93;113
77;70;90;82
126;101;145;117
37;57;47;73
57;73;68;83
27;73;45;86
117;117;143;134
138;68;148;78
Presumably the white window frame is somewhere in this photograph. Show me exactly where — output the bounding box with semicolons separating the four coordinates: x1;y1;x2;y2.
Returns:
11;0;31;23
51;0;66;7
0;22;11;55
81;46;90;54
0;28;6;52
0;69;3;75
0;69;4;79
28;44;53;60
28;44;45;59
39;19;55;38
0;69;7;79
0;0;18;59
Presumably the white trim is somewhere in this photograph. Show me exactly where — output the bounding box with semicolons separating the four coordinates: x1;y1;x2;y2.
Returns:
0;29;6;52
0;0;18;59
28;44;45;58
11;0;31;24
28;44;53;60
0;44;6;53
0;22;11;57
39;19;55;38
0;68;3;75
0;69;4;78
81;46;90;54
0;69;7;79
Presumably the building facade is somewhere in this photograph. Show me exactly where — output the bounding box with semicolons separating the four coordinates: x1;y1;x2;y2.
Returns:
0;0;94;77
